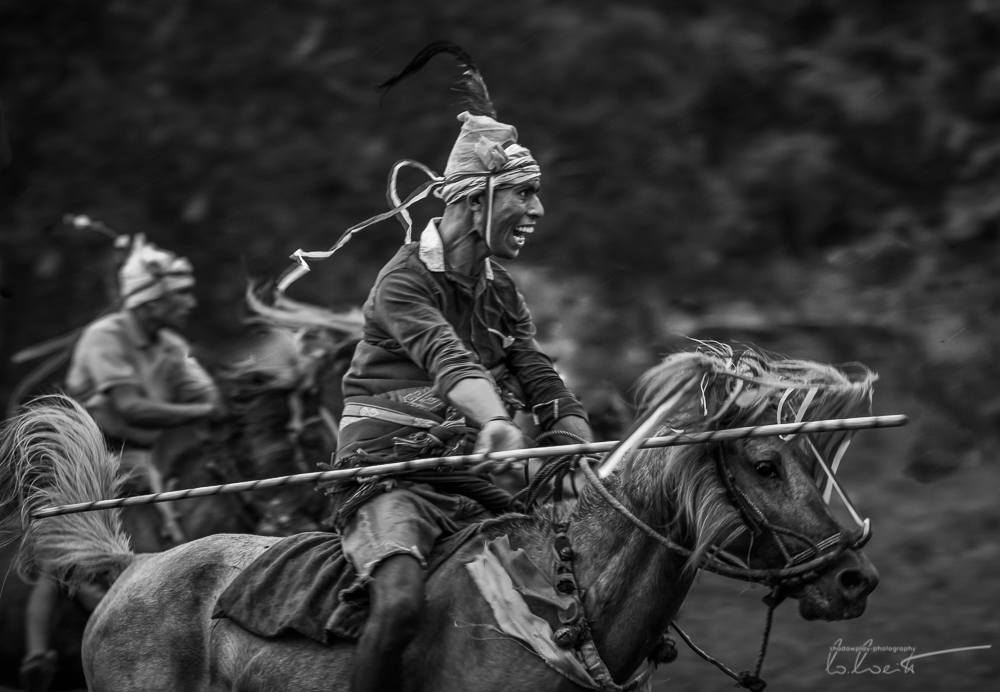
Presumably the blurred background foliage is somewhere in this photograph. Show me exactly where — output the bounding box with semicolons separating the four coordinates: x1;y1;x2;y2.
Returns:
1;1;999;689
5;0;1000;476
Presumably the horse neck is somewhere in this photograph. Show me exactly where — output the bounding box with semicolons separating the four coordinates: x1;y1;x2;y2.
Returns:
569;467;696;682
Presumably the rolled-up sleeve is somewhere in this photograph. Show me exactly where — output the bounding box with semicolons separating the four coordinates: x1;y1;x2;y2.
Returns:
504;291;588;429
371;269;491;396
175;354;220;404
160;331;220;404
69;328;140;396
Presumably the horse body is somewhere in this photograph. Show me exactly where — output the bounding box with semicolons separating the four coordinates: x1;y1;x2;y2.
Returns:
3;345;882;691
82;500;697;692
80;443;874;692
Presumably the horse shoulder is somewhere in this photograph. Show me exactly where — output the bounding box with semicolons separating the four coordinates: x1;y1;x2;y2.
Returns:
410;531;575;692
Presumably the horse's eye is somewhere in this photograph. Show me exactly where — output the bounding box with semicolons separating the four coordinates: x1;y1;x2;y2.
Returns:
754;460;780;479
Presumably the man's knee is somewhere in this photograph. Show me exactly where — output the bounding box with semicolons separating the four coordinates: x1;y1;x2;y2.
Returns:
368;554;425;635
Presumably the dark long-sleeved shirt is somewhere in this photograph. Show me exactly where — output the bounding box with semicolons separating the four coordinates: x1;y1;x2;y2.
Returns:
342;219;585;430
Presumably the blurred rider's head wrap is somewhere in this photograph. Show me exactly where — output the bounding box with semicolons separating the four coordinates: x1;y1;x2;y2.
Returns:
118;234;194;309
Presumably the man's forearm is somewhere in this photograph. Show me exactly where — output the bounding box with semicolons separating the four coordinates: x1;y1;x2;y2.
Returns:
505;347;588;427
551;415;593;443
446;378;510;425
115;397;213;428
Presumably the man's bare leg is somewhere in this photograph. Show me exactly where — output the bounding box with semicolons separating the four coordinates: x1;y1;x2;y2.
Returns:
351;554;425;692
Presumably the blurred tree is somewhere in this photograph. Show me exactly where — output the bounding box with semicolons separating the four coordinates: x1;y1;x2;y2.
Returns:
1;0;999;461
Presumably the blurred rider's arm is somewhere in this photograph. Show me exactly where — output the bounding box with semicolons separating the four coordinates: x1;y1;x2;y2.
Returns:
108;385;214;428
76;327;217;429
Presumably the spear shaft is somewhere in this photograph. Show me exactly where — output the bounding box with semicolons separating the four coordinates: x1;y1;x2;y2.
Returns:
30;414;907;519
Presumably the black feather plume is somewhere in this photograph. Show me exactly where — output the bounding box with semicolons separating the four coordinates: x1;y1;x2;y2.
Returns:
376;41;497;119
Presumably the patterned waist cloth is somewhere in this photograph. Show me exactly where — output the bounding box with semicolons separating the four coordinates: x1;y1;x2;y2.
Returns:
323;395;518;529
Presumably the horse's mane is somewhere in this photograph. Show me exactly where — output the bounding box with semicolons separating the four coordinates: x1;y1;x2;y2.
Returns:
616;341;877;569
244;287;364;340
220;287;363;388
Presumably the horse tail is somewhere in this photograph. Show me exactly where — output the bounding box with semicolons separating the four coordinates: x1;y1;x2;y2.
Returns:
0;395;133;590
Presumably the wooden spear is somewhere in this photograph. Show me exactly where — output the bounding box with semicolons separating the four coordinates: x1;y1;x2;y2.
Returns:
30;414;907;519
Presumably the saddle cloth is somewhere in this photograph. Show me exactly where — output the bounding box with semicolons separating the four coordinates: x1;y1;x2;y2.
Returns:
212;522;490;644
213;523;656;690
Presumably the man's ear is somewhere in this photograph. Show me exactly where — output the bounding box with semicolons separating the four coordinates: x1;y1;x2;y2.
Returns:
467;192;484;211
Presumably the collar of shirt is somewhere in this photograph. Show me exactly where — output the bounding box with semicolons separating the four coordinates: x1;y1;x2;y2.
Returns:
122;308;154;350
418;218;494;282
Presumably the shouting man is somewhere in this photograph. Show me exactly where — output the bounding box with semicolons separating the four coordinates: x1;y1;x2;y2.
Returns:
315;44;594;692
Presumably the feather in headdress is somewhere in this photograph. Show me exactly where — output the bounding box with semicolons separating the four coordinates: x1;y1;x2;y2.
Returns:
377;40;497;119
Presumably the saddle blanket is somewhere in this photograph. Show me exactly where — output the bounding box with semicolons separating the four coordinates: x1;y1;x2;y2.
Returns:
213;526;655;690
212;524;486;643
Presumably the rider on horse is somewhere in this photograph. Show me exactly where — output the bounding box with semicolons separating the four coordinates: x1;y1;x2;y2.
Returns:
324;44;594;692
20;235;219;692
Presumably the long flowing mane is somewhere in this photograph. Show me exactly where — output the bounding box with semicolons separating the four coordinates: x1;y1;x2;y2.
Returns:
601;342;877;568
232;287;363;386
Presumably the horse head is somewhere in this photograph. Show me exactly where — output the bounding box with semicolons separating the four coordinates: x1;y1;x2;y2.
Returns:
621;342;879;622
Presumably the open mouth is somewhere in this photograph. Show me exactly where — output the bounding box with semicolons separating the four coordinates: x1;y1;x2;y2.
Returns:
512;225;534;247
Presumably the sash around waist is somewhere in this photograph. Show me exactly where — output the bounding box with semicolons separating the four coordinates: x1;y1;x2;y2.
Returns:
339;398;445;433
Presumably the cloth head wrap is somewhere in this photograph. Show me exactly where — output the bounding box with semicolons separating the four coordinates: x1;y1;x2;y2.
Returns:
118;234;194;309
278;112;540;292
436;112;540;204
435;112;540;249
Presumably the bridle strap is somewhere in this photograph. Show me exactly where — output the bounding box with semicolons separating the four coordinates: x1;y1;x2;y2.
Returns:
549;419;871;690
572;448;784;691
712;446;829;566
577;456;852;584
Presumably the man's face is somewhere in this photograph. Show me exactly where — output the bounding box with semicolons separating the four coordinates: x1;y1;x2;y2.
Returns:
486;179;544;260
146;286;197;330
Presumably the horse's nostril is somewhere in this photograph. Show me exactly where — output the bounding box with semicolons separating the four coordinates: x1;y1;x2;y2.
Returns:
837;568;869;596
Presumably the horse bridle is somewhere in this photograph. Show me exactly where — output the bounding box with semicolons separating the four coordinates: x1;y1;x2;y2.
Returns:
562;431;873;692
576;445;868;589
708;442;871;587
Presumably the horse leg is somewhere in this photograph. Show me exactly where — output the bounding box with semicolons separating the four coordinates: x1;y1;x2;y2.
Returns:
146;463;186;543
352;554;425;692
120;504;169;553
20;581;60;692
